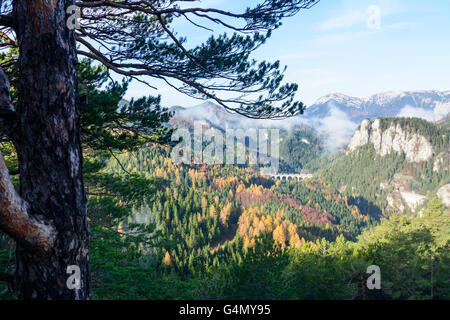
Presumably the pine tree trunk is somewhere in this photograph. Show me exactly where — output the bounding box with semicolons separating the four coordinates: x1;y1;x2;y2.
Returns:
10;0;91;299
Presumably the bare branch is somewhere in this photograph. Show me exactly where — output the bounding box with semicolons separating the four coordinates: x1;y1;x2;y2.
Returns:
0;151;56;252
0;30;17;47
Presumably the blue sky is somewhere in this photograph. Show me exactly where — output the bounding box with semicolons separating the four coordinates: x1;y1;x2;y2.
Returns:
123;0;450;107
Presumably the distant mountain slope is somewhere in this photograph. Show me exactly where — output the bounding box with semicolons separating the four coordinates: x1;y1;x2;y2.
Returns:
320;117;450;215
170;90;450;126
168;90;449;153
436;114;450;129
167;91;450;174
169;101;242;129
305;90;450;123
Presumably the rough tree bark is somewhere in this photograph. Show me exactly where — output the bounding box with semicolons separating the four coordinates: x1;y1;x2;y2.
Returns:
0;0;91;299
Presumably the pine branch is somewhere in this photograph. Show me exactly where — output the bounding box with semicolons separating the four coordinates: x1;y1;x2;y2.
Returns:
72;0;317;119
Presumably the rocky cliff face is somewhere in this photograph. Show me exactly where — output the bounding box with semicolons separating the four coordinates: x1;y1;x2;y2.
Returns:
348;118;434;163
383;174;427;213
347;118;449;213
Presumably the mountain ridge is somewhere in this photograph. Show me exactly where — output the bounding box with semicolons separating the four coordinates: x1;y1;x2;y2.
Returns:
311;90;450;106
169;89;450;130
305;89;450;122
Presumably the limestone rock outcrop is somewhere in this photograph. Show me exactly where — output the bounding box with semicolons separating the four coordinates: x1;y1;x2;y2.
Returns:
348;118;434;163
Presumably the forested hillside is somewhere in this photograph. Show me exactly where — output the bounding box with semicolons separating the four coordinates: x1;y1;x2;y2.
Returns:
321;117;450;215
2;94;449;300
84;129;449;299
108;145;370;273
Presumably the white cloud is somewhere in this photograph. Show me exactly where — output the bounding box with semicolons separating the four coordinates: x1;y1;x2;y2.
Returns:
314;21;410;45
317;11;366;31
313;103;358;151
315;2;411;44
397;103;450;122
